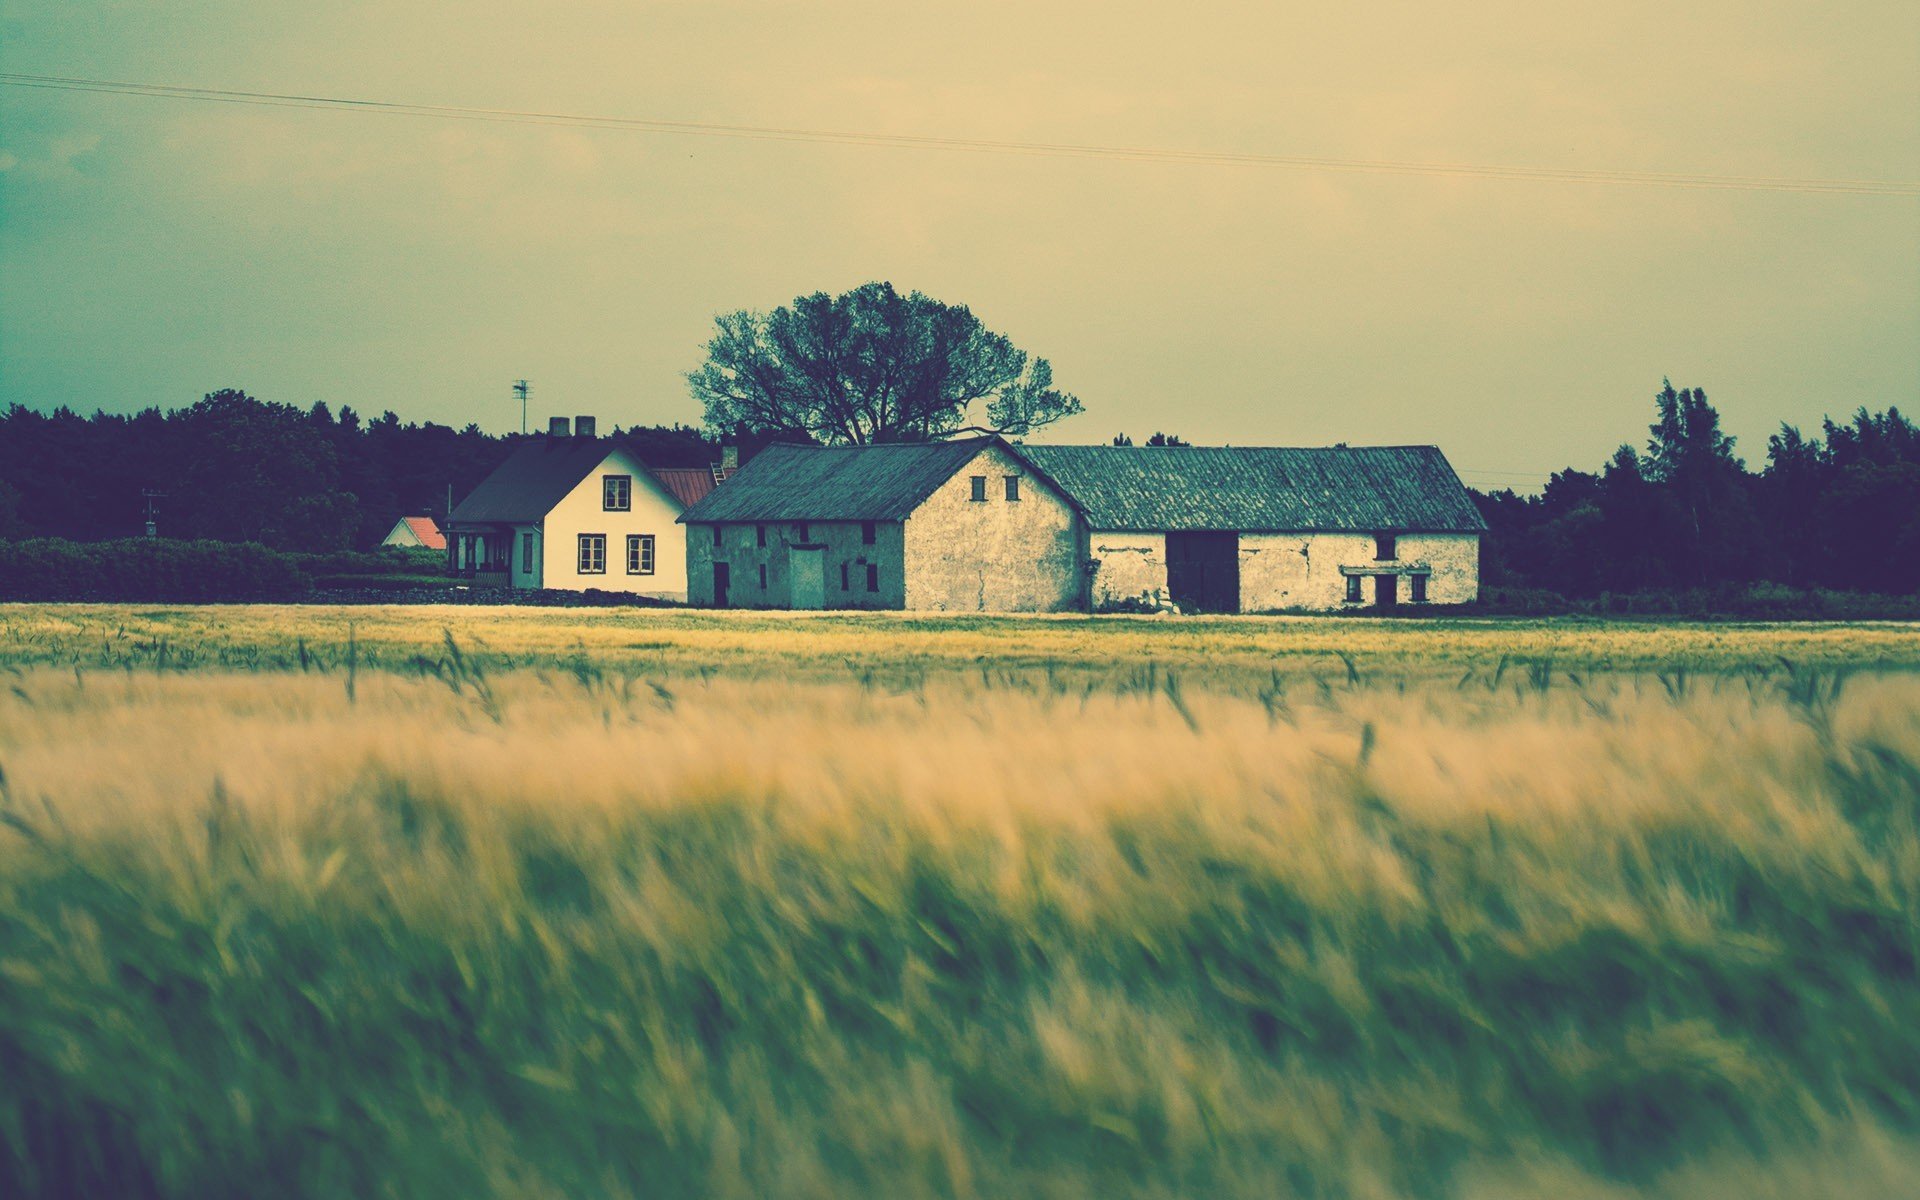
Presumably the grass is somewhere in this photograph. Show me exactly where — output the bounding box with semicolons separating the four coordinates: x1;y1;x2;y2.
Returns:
0;608;1918;1196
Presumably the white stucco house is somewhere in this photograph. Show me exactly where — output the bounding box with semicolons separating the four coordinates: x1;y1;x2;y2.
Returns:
445;417;716;600
676;437;1483;612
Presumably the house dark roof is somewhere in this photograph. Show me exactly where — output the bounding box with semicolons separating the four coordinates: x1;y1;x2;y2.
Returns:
449;436;707;525
1015;445;1487;533
676;439;999;523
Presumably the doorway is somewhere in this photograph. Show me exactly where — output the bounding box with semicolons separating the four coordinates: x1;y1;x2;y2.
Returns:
790;547;825;610
1374;573;1398;608
1166;531;1240;613
713;562;731;608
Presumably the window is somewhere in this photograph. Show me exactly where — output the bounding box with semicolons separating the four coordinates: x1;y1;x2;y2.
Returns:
796;522;810;542
861;521;876;545
969;475;987;502
1410;573;1428;603
1345;574;1364;603
577;534;606;574
1375;533;1397;561
712;524;723;547
1005;476;1021;501
758;563;768;588
841;562;850;590
521;531;535;574
866;563;879;593
756;524;766;547
627;534;655;575
603;475;632;512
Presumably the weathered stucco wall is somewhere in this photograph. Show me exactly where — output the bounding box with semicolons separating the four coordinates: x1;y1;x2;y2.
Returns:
1238;531;1479;610
901;442;1083;612
541;447;689;599
685;519;907;609
1087;531;1168;609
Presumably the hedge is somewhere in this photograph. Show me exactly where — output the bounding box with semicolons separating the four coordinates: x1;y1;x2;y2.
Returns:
0;538;311;602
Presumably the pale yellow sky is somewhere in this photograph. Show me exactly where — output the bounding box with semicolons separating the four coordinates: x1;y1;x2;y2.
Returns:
3;2;1916;488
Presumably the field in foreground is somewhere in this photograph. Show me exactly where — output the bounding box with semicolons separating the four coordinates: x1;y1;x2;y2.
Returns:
1;614;1919;1197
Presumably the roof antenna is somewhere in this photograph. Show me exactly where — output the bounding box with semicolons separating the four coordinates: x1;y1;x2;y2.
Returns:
513;380;530;434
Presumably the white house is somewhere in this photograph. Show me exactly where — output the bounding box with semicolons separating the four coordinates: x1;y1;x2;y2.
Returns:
380;515;446;550
678;438;1484;612
445;416;716;600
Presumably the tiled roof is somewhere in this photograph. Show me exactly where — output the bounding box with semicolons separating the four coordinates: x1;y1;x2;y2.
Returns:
1016;445;1487;533
449;436;713;525
401;516;446;550
676;438;997;523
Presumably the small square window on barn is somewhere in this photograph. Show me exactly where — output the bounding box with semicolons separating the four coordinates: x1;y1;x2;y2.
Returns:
797;522;810;542
1005;476;1021;501
841;562;850;590
578;534;606;574
756;524;766;547
861;520;876;544
969;475;987;502
758;563;767;588
866;563;879;592
1374;533;1397;561
1345;574;1363;603
1410;573;1429;603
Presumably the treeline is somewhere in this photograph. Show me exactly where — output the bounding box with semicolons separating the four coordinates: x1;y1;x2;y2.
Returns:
0;390;715;550
1475;382;1920;598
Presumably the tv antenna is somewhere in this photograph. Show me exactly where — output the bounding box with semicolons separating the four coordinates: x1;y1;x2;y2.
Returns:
141;489;167;538
513;380;531;434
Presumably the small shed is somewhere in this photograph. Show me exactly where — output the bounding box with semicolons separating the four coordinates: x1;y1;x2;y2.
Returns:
381;516;446;551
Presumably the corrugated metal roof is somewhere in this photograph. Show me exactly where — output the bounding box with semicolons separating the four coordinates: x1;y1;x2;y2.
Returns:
449;437;707;525
650;467;718;510
1016;445;1487;533
677;439;996;523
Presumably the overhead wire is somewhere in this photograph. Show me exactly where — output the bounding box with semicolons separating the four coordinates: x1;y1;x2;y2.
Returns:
3;72;1917;197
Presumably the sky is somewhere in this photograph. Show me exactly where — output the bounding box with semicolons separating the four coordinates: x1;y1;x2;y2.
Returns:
2;2;1916;492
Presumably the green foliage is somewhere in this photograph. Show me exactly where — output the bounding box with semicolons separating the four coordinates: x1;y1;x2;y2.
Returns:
0;538;310;601
688;282;1083;444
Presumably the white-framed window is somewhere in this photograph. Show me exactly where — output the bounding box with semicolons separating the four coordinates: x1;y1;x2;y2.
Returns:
602;475;632;512
578;533;606;574
627;534;655;575
521;531;535;573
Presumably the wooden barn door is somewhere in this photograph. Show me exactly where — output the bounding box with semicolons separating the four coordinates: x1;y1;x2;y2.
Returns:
1166;532;1240;613
790;547;825;610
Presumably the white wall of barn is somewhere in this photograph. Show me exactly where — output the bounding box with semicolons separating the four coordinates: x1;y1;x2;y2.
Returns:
902;443;1083;612
1086;529;1480;611
539;447;688;599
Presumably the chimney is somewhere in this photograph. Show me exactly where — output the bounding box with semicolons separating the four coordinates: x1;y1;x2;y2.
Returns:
721;444;739;470
548;416;570;437
575;415;597;439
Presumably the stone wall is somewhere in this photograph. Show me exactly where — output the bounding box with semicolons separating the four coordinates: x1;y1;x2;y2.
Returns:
901;442;1084;612
1238;531;1480;610
685;519;907;609
1087;531;1168;609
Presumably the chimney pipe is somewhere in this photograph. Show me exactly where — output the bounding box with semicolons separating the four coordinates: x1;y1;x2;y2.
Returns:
575;415;597;439
548;416;570;437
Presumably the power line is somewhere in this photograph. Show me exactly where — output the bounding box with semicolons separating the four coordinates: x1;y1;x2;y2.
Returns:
4;71;1917;197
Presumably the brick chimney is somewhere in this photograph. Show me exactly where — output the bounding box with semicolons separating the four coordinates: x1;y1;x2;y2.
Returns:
548;416;570;437
575;415;597;439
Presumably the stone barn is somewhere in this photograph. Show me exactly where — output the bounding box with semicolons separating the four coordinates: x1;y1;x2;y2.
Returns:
1018;444;1486;613
677;437;1084;611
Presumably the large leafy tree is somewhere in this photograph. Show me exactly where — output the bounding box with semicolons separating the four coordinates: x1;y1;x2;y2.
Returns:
687;282;1083;444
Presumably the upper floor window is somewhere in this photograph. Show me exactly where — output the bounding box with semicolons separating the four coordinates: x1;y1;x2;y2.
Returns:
861;521;876;545
1005;476;1021;501
578;533;606;574
969;476;987;502
603;475;632;512
1374;533;1397;561
712;524;723;547
627;534;655;575
796;522;810;542
756;524;766;547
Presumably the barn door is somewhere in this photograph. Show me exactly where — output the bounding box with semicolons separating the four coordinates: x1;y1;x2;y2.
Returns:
1374;573;1398;608
1166;532;1240;613
790;547;825;610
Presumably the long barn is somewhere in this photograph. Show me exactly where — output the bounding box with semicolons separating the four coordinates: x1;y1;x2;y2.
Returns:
676;438;1484;612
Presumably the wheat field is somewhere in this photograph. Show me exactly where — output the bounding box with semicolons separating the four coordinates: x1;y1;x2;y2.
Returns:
2;608;1918;1197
